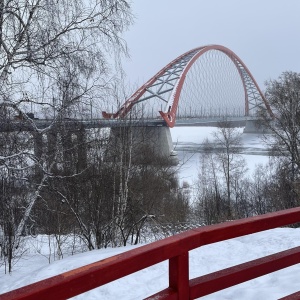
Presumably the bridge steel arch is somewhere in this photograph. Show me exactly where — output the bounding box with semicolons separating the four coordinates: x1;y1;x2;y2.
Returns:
103;45;273;128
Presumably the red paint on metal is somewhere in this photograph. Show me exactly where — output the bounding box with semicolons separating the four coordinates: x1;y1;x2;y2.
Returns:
1;207;300;299
279;291;300;300
189;246;300;298
102;47;206;120
169;253;189;299
144;288;178;300
169;45;272;127
102;45;273;127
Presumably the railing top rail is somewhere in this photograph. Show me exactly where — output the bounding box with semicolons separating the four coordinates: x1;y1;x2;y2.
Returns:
2;207;300;300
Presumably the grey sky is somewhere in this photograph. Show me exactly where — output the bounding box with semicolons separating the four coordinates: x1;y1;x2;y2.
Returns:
123;0;300;91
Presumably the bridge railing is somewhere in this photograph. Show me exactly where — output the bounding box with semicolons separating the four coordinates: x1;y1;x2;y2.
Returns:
1;207;300;300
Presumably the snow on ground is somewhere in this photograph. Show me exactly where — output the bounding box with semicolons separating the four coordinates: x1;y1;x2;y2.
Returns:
1;126;297;299
1;228;300;299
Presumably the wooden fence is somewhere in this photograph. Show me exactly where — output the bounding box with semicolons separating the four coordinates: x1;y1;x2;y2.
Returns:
1;207;300;299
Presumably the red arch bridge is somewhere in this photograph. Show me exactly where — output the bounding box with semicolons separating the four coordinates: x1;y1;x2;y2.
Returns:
101;44;273;162
102;44;273;128
1;45;273;163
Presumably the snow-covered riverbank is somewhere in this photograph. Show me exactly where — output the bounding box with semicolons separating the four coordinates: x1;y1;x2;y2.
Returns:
171;126;270;184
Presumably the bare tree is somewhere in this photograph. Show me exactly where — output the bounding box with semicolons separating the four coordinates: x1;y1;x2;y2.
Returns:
194;139;223;224
194;123;248;224
0;0;133;272
212;122;247;218
258;71;300;207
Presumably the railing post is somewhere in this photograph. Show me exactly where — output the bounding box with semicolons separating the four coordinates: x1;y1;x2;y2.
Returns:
169;252;189;299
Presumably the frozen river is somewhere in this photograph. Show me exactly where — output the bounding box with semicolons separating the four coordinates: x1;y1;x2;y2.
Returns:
170;126;270;185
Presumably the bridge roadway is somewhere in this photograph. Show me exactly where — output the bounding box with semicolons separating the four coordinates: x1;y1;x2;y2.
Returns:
0;116;252;132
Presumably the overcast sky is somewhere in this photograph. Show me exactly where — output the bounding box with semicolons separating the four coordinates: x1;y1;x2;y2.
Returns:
122;0;300;91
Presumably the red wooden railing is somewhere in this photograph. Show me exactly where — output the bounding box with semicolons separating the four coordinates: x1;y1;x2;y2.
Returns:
1;207;300;300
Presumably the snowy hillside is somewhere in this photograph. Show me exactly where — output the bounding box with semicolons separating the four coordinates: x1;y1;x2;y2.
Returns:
1;127;296;299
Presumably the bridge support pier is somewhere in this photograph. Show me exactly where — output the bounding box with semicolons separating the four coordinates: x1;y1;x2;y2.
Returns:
59;128;88;173
244;119;268;133
47;130;58;172
32;127;88;176
33;132;43;179
107;126;178;165
75;127;87;172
